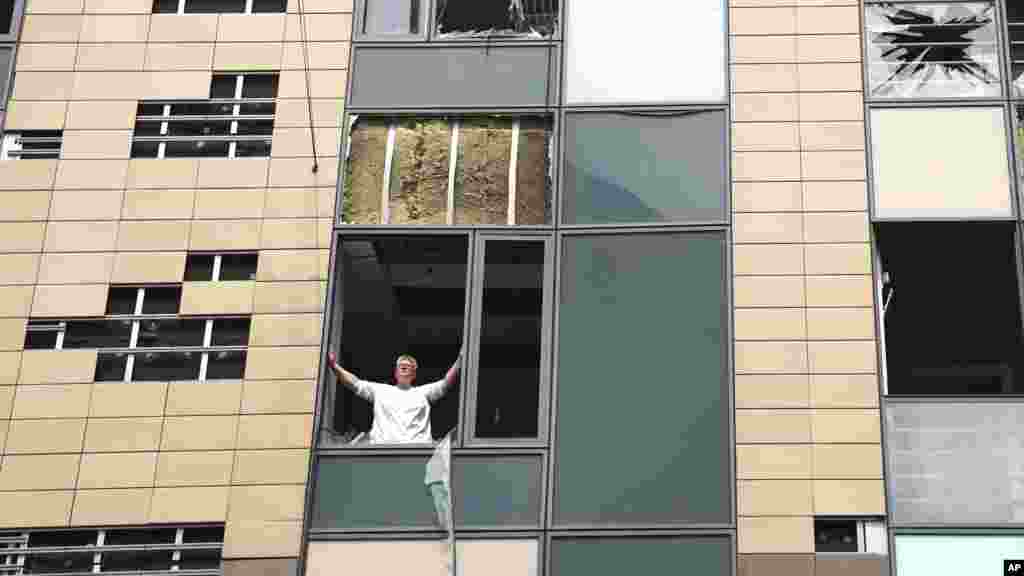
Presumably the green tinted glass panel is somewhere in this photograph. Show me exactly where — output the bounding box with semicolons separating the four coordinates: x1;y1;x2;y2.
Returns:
555;232;730;526
313;455;542;530
551;536;732;576
563;111;726;224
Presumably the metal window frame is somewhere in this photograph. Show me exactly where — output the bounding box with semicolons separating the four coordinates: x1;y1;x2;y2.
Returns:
0;0;25;43
0;130;63;160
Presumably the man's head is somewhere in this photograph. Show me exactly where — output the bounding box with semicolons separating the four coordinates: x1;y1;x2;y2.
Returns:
393;354;418;388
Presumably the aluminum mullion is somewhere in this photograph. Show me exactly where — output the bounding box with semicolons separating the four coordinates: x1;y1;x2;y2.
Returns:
170;528;183;571
198;319;214;382
211;255;223;282
447;122;459;225
176;0;185;14
229;75;244;159
381;124;397;223
91;531;103;575
508;121;520;225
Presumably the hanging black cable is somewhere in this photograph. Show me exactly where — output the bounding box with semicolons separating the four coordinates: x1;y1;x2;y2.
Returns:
296;0;319;173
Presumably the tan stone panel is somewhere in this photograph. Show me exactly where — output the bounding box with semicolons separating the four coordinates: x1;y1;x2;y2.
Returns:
263;188;319;218
738;444;812;479
737;410;812;444
228;485;304;522
123;189;196;219
738;517;814;554
270;127;341;161
813;445;882;478
218;13;285;42
0;388;9;415
735;277;805;308
143;71;212;99
810;374;879;408
281;42;350;70
240;380;315;414
733;123;799;152
734;93;799;123
274;99;343;129
148;14;220;43
804;244;870;275
213;43;283;71
0;190;51;221
317;188;336;218
155;451;234;486
730;36;797;64
12;384;91;418
256;250;323;282
19;14;82;42
0;491;73;528
197;158;270;189
0;287;34;318
803;213;869;244
268;157;338;188
797;64;862;92
801;151;867;181
252;281;325;314
244;347;319;381
236;414;312;449
89;382;167;418
111;252;186;284
161;416;239;451
5;418;86;453
735;309;806;341
10;72;74;100
287;0;352;11
71;489;152;524
31;285;108;317
116;220;190;252
0;159;58;190
284;12;351;41
65;101;137;132
71;71;145;100
0;255;39;286
808;341;876;373
799;92;863;122
180;282;255;315
78;452;158;488
0;318;26;351
734;244;804;276
19;350;97;386
797;6;859;34
260;219;319;250
0;454;80;490
796;35;862;63
83;0;153;12
26;0;83;13
250;314;321;347
812;409;881;444
736;341;808;374
0;223;45;252
733;63;798;93
54;160;130;190
805;308;874;340
813;479;885;515
734;213;803;244
193;188;266;220
799;121;865;151
83;417;163;452
0;353;19;385
145;43;215;71
232;449;309;485
126;159;199;189
733;152;801;181
736;374;810;409
80;14;149;41
59;130;132;159
223;520;300;558
805;275;872;308
730;6;797;35
150;486;229;523
190;221;262;251
49;189;124;220
803;181;869;212
75;45;145;70
165;381;243;416
3;100;68;129
738;480;813;516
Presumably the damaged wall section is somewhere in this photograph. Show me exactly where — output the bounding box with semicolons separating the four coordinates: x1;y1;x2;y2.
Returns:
436;0;557;38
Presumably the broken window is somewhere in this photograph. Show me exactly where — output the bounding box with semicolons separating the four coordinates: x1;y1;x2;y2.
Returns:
152;0;284;14
131;73;278;159
436;0;557;38
866;3;1000;98
184;252;258;281
814;518;888;553
1;130;63;160
362;0;422;35
878;222;1024;395
342;116;553;225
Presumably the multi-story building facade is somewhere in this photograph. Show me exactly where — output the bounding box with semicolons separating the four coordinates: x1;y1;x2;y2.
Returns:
1;0;1022;574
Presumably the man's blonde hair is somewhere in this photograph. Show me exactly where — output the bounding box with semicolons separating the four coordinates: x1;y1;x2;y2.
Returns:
395;354;418;369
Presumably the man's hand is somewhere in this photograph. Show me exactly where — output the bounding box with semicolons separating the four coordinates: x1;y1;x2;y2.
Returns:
327;351;339;368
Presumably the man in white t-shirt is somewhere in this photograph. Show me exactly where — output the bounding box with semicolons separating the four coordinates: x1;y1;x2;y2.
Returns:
326;350;461;444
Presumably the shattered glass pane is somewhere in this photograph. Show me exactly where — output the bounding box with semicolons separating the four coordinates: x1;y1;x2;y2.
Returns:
514;117;552;225
436;0;557;38
389;118;451;225
866;3;1001;98
343;119;388;224
364;0;420;35
454;118;513;226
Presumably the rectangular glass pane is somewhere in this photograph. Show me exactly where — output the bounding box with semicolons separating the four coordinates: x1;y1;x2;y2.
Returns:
867;3;1000;99
251;0;286;12
95;352;129;381
555;233;730;526
514;117;551;225
106;287;139;315
475;240;544;439
141;286;182;315
24;328;58;350
132;351;201;381
436;0;556;37
364;0;419;35
164;140;230;158
241;75;278;99
896;534;1024;576
564;111;726;225
454;118;512;225
0;48;10;107
167;120;231;137
178;550;222;569
184;0;246;12
182;526;224;543
206;350;246;380
184;254;216;281
219;253;258;280
1;1;15;34
565;0;725;104
25;553;94;573
211;318;250;347
63;320;133;349
130;141;160;158
389;118;451;225
551;536;732;576
343;119;388;224
29;530;97;547
135;319;206;348
153;0;179;11
235;140;272;157
453;455;542;527
101;551;174;571
105;528;176;545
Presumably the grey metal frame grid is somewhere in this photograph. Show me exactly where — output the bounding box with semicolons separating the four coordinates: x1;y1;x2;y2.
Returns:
0;0;27;134
300;0;736;573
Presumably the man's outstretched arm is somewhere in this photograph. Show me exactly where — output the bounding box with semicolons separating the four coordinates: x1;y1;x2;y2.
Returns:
423;351;462;402
327;351;373;401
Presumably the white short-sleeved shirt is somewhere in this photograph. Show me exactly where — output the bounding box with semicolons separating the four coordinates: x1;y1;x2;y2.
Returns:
351;378;449;444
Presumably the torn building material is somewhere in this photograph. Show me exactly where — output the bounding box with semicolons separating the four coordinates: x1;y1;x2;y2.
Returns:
436;0;557;38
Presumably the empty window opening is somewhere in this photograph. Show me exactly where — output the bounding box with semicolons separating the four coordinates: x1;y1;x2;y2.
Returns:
343;115;552;226
878;222;1023;395
329;236;466;445
1;130;62;160
436;0;557;38
814;518;887;554
1;1;15;35
152;0;284;14
185;252;258;281
363;0;421;35
131;73;277;159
